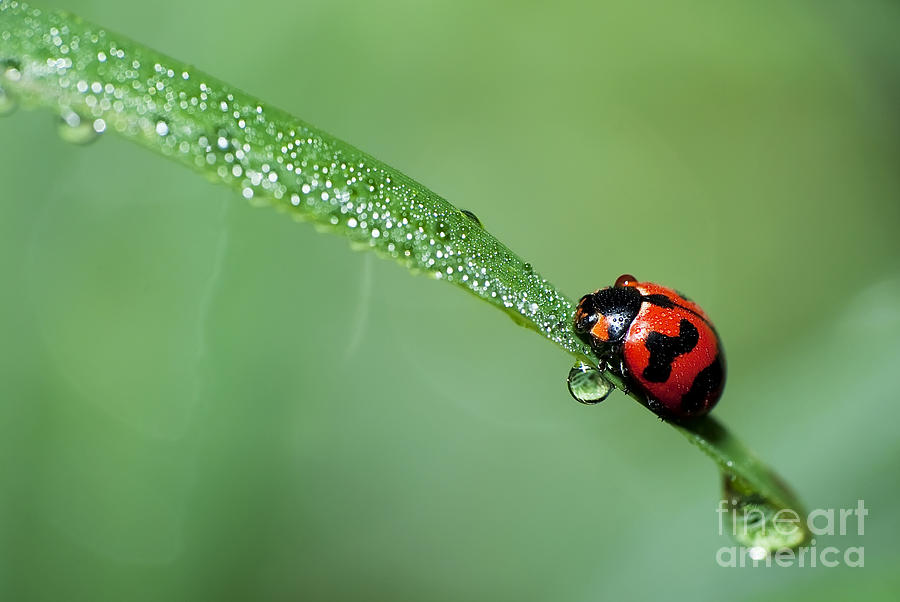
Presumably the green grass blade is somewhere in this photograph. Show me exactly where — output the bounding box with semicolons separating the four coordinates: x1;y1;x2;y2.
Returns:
0;1;582;355
0;0;809;552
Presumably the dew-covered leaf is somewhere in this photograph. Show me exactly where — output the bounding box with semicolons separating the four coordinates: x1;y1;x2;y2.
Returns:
0;0;809;553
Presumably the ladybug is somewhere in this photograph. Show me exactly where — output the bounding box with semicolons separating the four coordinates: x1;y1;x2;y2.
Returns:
573;274;725;419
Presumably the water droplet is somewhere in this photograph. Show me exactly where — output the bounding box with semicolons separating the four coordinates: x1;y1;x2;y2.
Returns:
523;262;533;273
460;209;482;227
1;58;22;82
615;273;638;288
567;361;612;405
155;118;170;136
0;86;17;116
57;109;100;145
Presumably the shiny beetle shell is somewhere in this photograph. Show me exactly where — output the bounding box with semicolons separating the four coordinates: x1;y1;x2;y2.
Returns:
574;276;725;418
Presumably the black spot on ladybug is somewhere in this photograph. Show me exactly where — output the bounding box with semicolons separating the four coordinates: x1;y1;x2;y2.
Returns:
681;355;724;414
642;319;699;383
642;293;676;309
644;292;715;330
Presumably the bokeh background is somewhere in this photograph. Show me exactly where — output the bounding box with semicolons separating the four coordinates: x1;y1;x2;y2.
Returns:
2;1;899;600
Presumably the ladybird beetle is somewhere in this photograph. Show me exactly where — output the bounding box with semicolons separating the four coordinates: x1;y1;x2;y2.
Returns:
573;274;725;419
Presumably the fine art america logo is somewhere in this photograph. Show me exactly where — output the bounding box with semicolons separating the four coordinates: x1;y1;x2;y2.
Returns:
716;500;867;568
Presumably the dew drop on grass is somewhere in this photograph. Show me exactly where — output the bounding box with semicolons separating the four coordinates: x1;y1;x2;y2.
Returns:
567;361;612;404
460;209;482;227
1;58;22;83
57;108;101;145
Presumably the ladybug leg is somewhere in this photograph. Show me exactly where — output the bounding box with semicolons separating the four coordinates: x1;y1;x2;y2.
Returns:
646;397;669;422
615;357;630;393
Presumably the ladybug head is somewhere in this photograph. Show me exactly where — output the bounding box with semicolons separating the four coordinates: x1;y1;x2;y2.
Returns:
574;285;643;348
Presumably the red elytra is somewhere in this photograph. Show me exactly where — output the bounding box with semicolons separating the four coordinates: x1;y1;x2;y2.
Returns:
573;277;725;419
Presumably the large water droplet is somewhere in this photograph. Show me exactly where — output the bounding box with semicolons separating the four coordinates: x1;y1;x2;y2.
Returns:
57;109;101;145
567;361;612;404
0;86;17;116
460;209;482;227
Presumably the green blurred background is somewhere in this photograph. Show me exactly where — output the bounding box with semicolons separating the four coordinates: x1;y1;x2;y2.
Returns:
2;0;899;600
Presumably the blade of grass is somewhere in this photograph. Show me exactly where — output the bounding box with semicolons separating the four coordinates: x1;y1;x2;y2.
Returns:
0;0;809;551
